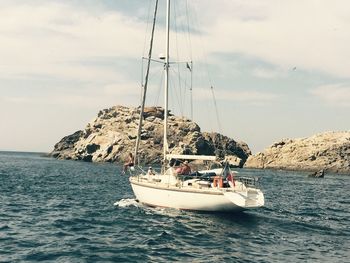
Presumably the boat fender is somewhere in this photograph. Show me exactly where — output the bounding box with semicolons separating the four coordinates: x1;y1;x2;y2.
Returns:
213;176;223;188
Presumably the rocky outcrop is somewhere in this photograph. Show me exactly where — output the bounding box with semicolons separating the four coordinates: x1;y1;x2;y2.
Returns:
50;105;250;166
244;131;350;174
201;132;251;167
51;130;83;160
308;170;325;178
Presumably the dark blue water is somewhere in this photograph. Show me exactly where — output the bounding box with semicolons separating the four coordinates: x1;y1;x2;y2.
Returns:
0;151;349;262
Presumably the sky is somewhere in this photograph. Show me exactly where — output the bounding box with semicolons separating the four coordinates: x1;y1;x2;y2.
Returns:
0;0;349;153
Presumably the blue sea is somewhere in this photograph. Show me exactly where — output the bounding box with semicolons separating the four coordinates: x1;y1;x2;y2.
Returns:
0;151;349;262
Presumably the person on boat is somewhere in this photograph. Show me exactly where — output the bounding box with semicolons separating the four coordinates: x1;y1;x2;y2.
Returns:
176;160;191;175
147;167;155;175
123;153;134;173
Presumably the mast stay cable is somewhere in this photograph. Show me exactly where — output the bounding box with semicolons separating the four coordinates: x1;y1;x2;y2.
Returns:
134;0;159;165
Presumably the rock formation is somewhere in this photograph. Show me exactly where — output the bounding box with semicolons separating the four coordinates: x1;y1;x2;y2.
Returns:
50;105;251;166
244;131;350;174
308;169;325;178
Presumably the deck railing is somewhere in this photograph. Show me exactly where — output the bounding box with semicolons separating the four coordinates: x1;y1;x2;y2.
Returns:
235;176;261;187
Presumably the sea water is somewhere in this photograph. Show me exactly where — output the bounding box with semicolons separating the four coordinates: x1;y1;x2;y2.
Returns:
0;151;349;262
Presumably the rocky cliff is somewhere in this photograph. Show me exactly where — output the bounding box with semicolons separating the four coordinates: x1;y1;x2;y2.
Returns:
50;105;251;166
244;131;350;174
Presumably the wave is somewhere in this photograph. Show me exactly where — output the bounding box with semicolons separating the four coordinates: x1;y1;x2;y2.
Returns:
113;198;139;208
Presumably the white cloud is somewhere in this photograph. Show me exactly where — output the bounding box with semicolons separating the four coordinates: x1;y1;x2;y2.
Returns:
252;67;284;79
310;84;350;107
103;83;140;96
2;81;141;109
1;0;350;152
2;0;349;85
0;2;146;82
189;0;350;78
195;88;280;106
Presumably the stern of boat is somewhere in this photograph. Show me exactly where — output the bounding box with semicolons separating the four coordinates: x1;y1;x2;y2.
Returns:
245;188;264;208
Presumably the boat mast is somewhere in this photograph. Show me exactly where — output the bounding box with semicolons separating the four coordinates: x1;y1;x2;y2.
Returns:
190;61;193;120
163;0;170;166
134;0;159;165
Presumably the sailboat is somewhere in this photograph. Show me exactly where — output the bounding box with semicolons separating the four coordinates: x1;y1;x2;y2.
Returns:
129;0;264;212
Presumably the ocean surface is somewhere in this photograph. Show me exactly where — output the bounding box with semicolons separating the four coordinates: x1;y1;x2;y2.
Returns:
0;151;349;262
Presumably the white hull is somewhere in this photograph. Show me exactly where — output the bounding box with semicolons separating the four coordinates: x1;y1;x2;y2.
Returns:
129;176;264;212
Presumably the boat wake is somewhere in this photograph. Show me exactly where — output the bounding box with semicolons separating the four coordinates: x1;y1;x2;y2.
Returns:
114;198;139;208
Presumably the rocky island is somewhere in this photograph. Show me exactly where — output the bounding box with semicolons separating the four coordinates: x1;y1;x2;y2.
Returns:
50;105;350;174
50;105;251;166
245;131;350;174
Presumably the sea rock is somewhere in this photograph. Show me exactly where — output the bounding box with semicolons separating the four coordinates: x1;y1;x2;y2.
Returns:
244;131;350;174
308;169;325;178
50;130;83;160
50;105;250;166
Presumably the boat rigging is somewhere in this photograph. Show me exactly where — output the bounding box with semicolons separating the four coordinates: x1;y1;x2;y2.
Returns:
128;0;265;212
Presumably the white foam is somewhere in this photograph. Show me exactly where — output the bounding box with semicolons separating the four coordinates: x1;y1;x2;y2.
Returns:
114;198;139;208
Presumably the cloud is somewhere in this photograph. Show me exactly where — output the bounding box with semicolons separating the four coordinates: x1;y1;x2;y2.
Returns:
1;0;349;153
189;0;350;78
310;84;350;107
251;67;284;79
0;2;146;82
2;80;141;109
2;0;349;87
195;88;280;106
